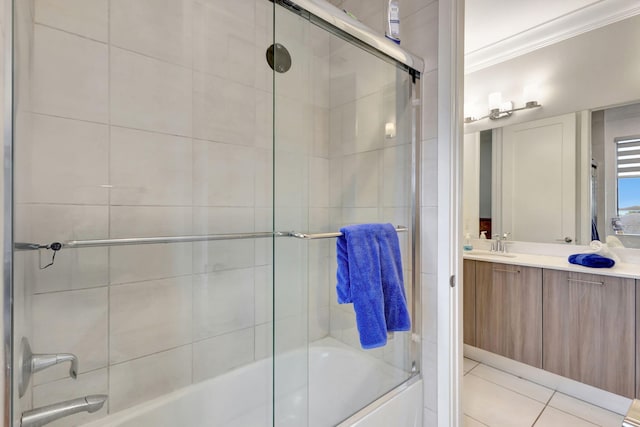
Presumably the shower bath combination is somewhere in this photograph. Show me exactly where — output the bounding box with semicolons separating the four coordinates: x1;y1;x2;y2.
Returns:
4;0;424;426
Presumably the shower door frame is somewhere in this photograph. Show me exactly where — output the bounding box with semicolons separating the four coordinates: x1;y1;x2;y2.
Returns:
3;0;14;425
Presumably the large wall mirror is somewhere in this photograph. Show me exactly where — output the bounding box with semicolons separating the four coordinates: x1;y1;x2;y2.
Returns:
463;6;640;248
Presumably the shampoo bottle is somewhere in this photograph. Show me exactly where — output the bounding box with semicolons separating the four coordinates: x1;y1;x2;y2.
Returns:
386;0;401;44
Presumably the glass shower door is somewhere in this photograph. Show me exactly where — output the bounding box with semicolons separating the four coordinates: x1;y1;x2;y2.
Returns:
11;1;277;426
273;2;418;425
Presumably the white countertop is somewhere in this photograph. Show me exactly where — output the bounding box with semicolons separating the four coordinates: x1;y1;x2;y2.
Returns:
463;249;640;280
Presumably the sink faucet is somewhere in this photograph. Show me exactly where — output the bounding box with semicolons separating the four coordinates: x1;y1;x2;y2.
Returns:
21;395;108;427
491;233;511;253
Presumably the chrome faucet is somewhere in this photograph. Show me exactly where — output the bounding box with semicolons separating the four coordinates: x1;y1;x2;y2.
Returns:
21;395;108;427
19;338;78;397
491;233;511;253
491;234;502;252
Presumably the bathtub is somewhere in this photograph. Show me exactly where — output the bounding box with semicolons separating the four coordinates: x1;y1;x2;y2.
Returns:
83;337;419;427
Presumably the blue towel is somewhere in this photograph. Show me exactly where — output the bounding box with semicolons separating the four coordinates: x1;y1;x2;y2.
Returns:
568;253;615;268
336;223;411;349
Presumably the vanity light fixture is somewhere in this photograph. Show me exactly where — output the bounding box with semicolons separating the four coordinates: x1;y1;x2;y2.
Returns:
464;87;542;124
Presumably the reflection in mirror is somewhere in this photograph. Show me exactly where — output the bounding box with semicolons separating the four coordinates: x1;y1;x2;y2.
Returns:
593;102;640;248
463;103;640;249
463;112;587;245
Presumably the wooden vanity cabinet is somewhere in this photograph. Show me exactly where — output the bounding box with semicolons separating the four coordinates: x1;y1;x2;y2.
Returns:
463;260;476;346
475;261;543;368
543;269;635;398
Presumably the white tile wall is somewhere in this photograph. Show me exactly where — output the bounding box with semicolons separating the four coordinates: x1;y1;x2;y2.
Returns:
110;0;193;67
110;127;193;206
193;328;255;382
192;139;255;206
109;345;192;412
32;25;109;123
109;277;193;363
193;72;257;145
110;47;192;136
110;243;193;284
31;288;108;384
34;0;107;41
192;268;255;340
192;0;256;86
254;265;273;326
19;114;109;205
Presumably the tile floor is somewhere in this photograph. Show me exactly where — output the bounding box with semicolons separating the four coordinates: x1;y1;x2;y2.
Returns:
463;358;626;427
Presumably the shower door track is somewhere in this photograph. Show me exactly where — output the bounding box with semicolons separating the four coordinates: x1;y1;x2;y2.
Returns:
14;226;409;250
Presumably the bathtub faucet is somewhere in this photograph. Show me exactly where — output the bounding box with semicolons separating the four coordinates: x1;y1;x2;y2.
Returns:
21;395;108;427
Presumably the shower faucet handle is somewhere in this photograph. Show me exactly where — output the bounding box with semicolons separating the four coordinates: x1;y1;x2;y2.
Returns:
31;353;78;378
19;338;79;398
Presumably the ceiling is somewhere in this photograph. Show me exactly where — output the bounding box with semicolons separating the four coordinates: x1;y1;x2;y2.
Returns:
464;0;640;72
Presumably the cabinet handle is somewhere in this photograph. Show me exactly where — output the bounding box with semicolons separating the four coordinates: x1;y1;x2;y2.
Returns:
493;268;520;274
567;278;604;286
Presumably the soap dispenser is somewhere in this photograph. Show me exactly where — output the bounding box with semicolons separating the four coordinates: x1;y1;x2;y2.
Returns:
463;233;473;251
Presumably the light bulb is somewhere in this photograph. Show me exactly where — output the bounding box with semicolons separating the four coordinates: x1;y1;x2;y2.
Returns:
488;92;502;111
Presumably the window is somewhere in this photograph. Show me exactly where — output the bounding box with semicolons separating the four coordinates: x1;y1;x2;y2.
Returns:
616;137;640;234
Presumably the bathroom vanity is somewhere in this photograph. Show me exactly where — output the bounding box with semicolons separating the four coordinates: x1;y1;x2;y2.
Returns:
463;252;640;399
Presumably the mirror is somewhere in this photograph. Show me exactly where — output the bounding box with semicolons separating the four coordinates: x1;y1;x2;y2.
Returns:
463;13;640;248
463;104;640;248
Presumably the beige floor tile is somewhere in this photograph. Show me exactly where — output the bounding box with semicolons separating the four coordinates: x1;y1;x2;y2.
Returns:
534;406;598;427
465;415;488;426
548;393;625;427
464;357;480;374
463;374;545;427
470;364;554;404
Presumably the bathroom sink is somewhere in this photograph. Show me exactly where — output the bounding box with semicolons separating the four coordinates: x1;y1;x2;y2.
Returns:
466;250;517;258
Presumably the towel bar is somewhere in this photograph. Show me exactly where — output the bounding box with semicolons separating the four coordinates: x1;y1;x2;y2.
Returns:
15;226;409;250
289;226;408;240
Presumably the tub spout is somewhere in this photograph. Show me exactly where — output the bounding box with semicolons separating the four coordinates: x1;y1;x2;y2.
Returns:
21;394;108;427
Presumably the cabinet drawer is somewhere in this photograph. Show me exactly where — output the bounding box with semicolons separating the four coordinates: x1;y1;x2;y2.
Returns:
543;270;635;397
475;262;542;368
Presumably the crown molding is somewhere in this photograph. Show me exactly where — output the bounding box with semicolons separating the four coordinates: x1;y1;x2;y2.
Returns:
465;0;640;74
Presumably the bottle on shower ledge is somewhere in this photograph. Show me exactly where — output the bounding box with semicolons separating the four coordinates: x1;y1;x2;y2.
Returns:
463;233;473;251
385;0;401;44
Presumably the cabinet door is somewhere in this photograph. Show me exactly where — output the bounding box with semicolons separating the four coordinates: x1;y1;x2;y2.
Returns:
463;260;476;346
543;270;635;397
476;262;542;368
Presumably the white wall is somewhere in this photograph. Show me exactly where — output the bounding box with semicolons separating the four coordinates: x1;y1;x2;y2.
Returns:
464;14;640;134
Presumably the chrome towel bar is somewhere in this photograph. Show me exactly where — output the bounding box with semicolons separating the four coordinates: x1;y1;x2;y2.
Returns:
289;226;408;240
15;226;409;250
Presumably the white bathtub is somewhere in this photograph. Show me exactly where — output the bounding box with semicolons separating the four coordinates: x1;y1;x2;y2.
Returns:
83;338;417;427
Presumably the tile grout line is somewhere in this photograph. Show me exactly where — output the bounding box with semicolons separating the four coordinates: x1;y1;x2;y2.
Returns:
468;363;553;405
529;390;556;426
